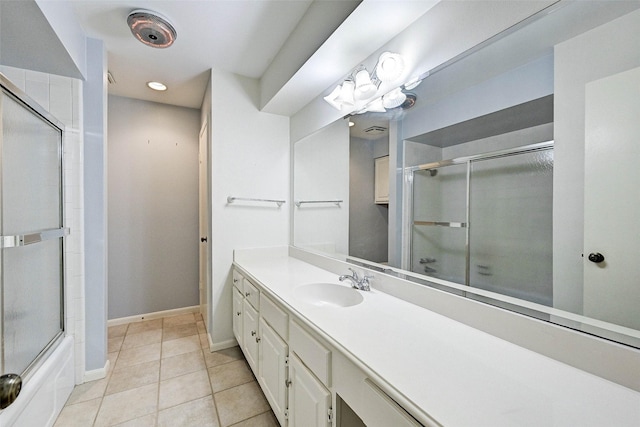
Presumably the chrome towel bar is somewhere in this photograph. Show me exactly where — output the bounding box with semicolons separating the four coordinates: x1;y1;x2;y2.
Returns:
227;196;285;207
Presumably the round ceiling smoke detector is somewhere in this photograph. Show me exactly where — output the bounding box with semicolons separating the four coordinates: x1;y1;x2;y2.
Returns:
127;10;176;48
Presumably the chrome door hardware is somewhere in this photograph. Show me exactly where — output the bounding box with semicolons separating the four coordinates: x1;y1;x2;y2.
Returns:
588;252;605;263
0;373;22;409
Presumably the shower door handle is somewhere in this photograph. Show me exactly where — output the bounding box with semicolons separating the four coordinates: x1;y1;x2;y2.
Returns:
0;373;22;409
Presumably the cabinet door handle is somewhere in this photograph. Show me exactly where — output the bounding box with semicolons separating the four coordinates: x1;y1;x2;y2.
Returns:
285;379;291;387
233;278;238;283
236;311;241;316
251;331;256;336
255;337;261;343
245;292;250;297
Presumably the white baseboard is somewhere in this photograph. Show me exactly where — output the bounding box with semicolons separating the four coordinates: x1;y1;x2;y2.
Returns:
208;338;238;352
83;359;109;383
107;305;200;327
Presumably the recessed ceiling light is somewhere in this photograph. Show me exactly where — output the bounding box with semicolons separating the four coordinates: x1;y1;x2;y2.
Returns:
147;81;167;91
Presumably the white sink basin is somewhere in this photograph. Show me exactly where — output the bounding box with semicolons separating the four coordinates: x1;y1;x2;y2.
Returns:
293;283;364;308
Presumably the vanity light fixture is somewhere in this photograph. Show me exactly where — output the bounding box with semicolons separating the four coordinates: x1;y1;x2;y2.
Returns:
147;81;167;91
324;51;412;113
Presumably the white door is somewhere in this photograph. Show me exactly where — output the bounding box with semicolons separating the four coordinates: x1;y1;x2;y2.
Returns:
198;122;210;329
583;66;640;330
289;353;331;427
258;319;289;425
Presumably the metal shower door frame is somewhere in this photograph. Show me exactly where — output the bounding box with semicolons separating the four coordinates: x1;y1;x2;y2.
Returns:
404;140;554;286
0;73;67;382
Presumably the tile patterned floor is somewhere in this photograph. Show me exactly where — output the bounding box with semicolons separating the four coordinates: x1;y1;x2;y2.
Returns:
54;313;278;427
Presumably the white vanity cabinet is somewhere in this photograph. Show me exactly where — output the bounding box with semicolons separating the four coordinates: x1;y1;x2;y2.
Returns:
258;294;289;426
289;353;332;427
232;266;421;427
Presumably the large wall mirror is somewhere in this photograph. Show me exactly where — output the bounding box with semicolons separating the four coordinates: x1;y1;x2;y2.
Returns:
293;1;640;349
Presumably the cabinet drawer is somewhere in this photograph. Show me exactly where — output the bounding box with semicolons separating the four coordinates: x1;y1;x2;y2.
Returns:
243;278;260;310
290;321;331;387
232;269;244;293
260;294;288;340
360;379;422;427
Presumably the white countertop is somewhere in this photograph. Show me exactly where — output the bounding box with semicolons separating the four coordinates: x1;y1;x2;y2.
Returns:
233;249;640;427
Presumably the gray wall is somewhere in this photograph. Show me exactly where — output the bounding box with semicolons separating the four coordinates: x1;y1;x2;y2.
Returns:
83;38;108;371
108;96;200;319
349;136;389;263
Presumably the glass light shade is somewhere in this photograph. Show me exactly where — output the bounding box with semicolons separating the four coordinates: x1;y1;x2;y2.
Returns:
354;69;377;100
338;80;355;108
324;85;343;110
404;78;422;90
376;52;404;82
382;88;406;109
365;97;386;113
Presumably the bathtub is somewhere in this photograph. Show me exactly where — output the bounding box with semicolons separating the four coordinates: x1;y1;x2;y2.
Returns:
0;336;74;427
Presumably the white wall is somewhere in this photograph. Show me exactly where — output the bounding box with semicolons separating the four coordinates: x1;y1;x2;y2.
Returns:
553;9;640;313
293;119;349;255
208;69;290;348
108;96;200;319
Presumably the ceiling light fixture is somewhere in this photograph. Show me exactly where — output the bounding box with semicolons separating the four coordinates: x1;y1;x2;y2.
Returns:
147;81;167;91
324;51;413;114
127;10;177;49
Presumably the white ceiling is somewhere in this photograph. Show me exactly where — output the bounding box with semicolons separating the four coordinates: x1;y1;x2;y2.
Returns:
70;0;319;108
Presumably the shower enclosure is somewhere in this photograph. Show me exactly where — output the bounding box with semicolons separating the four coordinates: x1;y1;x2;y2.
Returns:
0;74;67;408
406;141;553;306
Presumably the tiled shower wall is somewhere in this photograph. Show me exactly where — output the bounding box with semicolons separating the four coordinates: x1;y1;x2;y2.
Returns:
1;65;86;383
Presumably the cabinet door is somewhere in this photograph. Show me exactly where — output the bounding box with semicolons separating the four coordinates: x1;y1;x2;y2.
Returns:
374;156;389;204
258;319;288;426
289;353;331;427
242;300;259;373
232;287;243;346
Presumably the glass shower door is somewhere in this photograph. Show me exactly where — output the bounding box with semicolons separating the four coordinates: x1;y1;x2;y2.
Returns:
468;148;553;305
1;79;65;379
410;163;468;283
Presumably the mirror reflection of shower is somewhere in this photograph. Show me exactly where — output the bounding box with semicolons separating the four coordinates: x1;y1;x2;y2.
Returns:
408;140;554;306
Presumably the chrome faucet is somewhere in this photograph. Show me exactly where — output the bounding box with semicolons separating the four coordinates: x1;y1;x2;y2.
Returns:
339;268;371;291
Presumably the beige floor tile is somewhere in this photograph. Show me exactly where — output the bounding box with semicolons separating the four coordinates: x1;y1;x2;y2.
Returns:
196;320;207;334
113;413;157;426
208;359;254;393
53;397;101;427
109;324;129;339
65;377;108;405
161;349;206;380
163;313;195;327
127;318;163;334
200;333;210;348
162;335;201;358
215;382;270;427
159;370;212;410
162;323;198;341
121;329;163;350
116;343;161;369
195;312;204;321
229;411;279;427
94;383;158;427
204;346;244;368
157;395;219;427
108;335;125;353
106;360;160;395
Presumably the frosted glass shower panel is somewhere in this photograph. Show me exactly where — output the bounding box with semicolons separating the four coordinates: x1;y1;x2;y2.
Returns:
468;149;553;306
411;164;467;281
2;92;61;233
412;164;467;223
1;85;64;376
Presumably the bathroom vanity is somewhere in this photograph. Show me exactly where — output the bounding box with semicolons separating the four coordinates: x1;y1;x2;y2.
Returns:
232;247;640;426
